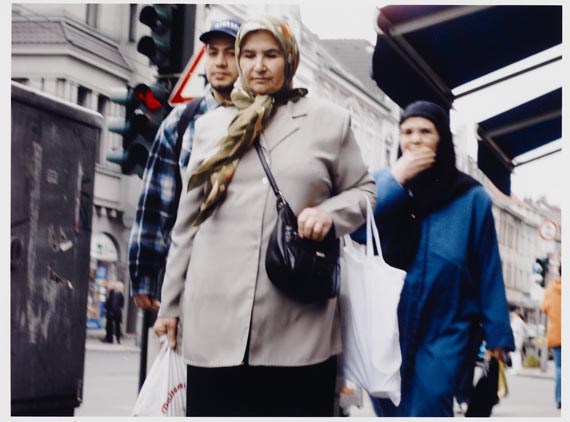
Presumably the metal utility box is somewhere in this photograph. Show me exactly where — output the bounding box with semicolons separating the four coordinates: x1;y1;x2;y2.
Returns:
11;82;101;416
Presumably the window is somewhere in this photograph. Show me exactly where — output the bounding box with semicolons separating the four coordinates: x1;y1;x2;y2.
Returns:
77;85;91;108
385;134;393;166
55;78;67;99
86;4;99;28
128;4;137;42
506;263;512;287
97;94;108;115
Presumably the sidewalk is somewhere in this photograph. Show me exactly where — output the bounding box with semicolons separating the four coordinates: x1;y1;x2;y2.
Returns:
85;329;140;353
512;359;555;380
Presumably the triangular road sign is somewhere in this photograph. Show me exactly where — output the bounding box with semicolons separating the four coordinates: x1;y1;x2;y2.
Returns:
169;45;206;105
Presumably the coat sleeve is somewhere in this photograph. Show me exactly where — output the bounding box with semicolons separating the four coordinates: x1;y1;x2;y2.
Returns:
157;130;208;319
351;168;412;242
316;110;377;236
469;188;515;351
127;106;185;297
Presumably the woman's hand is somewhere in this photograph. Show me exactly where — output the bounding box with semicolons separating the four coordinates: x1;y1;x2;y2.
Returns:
392;146;436;185
153;317;178;349
487;347;507;362
297;207;333;241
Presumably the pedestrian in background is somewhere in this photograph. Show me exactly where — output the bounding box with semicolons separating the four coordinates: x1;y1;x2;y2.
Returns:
101;282;116;343
110;281;125;344
101;281;125;344
154;15;376;416
509;308;528;374
128;19;241;312
359;100;514;417
541;265;561;409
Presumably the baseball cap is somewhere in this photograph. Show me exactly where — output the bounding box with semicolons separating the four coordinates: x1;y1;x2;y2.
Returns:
199;19;241;43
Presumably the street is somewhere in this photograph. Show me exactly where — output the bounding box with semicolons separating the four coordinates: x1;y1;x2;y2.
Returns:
74;334;139;417
349;365;561;417
76;333;561;418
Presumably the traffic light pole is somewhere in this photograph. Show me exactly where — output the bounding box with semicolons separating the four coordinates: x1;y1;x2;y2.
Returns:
540;313;548;373
131;3;198;390
137;268;165;390
138;310;157;391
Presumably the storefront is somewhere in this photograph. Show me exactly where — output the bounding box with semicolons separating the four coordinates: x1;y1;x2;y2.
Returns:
87;232;119;329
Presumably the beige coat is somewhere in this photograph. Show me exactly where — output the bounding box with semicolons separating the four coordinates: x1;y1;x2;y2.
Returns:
159;96;376;367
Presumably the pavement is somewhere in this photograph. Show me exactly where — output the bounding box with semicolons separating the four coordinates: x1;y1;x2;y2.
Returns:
347;360;557;417
85;328;140;353
82;331;559;418
511;360;555;379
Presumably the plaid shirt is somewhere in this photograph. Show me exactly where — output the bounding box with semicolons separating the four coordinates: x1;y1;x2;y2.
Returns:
128;87;220;297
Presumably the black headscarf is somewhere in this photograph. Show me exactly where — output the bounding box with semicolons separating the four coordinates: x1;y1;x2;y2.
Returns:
378;100;480;270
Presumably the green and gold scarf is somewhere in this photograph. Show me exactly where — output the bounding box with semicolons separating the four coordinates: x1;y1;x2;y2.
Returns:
188;16;307;225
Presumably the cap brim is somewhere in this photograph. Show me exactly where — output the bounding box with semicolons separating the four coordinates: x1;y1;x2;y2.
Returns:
199;30;237;43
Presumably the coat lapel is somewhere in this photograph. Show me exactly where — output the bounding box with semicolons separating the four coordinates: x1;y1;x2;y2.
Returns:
260;98;308;152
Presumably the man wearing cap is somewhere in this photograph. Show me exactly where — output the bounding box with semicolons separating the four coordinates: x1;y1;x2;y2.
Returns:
128;19;241;312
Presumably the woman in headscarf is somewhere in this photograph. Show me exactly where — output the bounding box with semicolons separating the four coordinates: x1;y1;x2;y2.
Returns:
362;100;515;417
154;16;376;416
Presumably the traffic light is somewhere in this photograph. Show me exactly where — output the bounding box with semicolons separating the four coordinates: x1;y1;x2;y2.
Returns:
533;257;549;287
137;4;196;77
106;82;171;177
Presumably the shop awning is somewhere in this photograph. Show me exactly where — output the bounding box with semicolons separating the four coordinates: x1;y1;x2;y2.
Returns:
372;5;562;109
477;88;562;195
371;5;562;194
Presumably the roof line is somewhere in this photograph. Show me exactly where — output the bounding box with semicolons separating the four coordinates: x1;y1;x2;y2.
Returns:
329;67;391;113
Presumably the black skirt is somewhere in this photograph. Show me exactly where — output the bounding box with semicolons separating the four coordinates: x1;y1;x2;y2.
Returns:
186;356;337;417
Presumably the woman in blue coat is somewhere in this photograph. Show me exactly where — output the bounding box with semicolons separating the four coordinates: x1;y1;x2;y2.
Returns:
365;101;515;417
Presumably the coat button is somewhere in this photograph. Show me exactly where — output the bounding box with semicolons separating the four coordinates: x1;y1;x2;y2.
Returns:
410;213;416;219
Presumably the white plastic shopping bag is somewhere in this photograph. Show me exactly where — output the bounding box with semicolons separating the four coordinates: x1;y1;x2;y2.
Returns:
132;336;187;416
338;197;406;406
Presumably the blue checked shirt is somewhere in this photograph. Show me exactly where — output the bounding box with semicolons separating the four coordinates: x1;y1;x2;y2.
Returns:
128;87;220;297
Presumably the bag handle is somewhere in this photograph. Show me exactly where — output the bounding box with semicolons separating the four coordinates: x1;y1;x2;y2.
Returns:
254;141;286;207
365;196;384;260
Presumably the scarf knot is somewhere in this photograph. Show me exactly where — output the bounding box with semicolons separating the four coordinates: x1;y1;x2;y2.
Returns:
187;81;307;225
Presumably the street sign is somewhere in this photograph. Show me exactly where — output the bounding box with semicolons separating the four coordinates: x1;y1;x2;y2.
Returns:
169;45;206;105
538;219;559;241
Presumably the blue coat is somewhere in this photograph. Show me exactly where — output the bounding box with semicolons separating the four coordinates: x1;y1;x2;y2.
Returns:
359;169;515;417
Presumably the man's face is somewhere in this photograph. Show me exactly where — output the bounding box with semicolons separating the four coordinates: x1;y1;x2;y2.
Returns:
204;34;238;94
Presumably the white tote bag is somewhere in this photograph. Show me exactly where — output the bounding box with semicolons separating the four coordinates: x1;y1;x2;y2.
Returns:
338;197;406;406
132;337;187;416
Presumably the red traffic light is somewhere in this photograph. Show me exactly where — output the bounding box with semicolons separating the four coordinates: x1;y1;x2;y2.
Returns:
132;84;162;111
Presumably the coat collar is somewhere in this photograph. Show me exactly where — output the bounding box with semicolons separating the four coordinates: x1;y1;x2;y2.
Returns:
260;97;308;152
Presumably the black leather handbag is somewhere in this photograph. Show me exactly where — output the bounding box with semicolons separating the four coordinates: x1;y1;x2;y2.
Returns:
254;141;340;303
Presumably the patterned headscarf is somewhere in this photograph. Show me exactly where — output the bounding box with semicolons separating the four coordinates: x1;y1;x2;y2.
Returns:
188;16;308;225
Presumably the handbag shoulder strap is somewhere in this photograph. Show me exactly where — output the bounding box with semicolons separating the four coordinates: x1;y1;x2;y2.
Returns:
254;141;284;205
365;196;384;259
